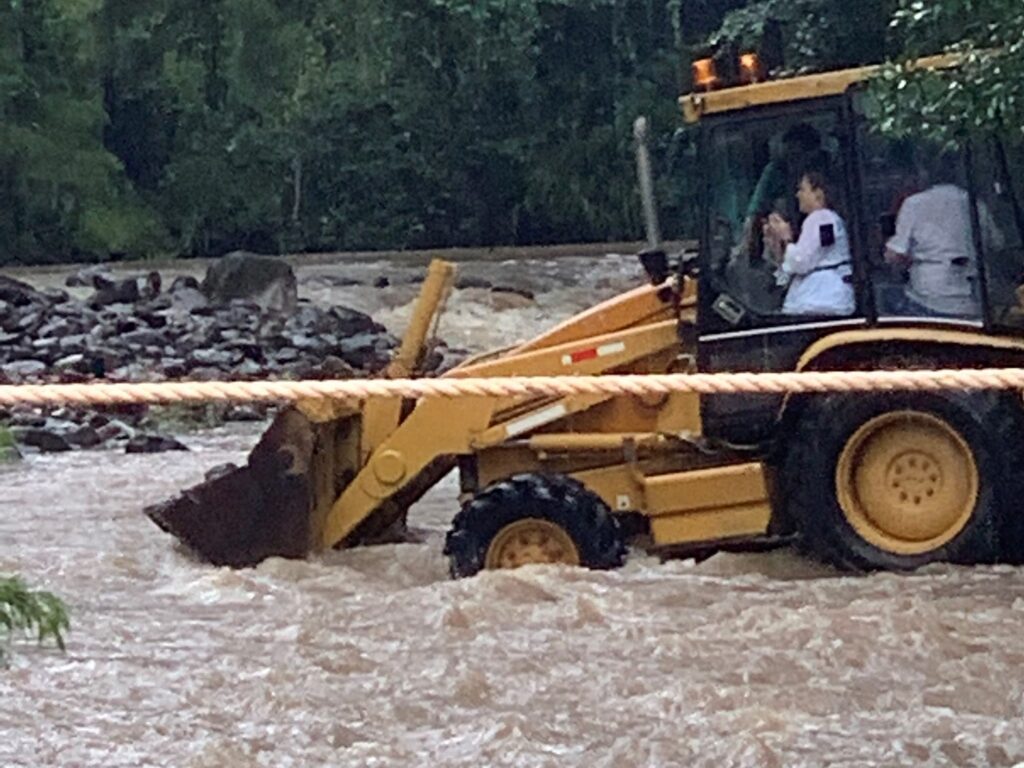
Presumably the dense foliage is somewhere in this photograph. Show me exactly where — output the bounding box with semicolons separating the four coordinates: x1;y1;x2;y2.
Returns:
1;0;696;262
0;0;1020;263
709;0;893;72
872;0;1024;145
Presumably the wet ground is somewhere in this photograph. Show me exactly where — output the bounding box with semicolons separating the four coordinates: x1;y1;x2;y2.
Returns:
3;250;1024;766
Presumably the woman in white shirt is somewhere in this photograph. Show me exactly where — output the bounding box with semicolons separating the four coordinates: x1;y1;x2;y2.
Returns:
764;171;856;316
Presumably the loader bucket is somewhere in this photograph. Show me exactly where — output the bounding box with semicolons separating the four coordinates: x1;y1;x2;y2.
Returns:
145;402;363;567
146;259;458;566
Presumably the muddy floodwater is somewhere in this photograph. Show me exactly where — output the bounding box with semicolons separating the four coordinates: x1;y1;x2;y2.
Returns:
3;252;1024;766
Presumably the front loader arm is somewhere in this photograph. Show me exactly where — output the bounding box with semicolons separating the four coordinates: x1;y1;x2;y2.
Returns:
320;318;684;549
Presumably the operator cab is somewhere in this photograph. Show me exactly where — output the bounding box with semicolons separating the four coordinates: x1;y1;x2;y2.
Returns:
678;59;1024;442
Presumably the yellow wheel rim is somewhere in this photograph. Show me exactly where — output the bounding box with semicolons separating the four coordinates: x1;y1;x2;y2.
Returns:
484;518;580;570
835;411;979;555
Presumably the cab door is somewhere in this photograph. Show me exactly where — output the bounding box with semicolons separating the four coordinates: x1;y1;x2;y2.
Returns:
696;100;867;444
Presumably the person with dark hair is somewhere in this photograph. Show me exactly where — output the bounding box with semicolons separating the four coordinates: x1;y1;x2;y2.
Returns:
718;122;827;309
745;123;824;223
764;171;855;315
884;151;1003;317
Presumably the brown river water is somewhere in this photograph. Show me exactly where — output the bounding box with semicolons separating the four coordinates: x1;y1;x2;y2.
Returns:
3;252;1024;766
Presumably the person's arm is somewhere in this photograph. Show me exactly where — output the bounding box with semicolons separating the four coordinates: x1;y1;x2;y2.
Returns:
885;198;915;267
780;211;826;277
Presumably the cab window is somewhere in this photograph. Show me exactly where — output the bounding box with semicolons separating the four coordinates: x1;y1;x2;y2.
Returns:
703;109;855;333
860;132;981;323
974;140;1024;328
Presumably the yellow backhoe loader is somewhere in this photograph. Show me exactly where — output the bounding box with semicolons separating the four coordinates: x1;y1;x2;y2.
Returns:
148;55;1024;573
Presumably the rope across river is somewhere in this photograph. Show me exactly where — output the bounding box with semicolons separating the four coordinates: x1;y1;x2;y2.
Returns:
2;368;1024;407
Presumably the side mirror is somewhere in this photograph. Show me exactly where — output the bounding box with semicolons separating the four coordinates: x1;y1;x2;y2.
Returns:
638;249;670;285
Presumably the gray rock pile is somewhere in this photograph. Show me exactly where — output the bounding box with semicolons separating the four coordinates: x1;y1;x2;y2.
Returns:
0;254;402;454
0;272;394;385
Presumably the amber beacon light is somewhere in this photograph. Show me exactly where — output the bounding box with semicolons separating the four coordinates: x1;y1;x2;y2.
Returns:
692;57;719;90
739;52;762;83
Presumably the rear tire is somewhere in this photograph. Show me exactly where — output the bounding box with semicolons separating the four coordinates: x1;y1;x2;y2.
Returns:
781;391;1020;571
444;473;626;579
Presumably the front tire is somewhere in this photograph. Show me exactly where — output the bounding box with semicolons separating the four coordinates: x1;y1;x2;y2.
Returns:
781;391;1019;570
444;473;626;579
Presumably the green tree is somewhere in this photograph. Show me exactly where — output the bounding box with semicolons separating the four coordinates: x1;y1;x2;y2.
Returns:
0;0;160;264
707;0;893;73
24;0;1013;262
873;0;1024;145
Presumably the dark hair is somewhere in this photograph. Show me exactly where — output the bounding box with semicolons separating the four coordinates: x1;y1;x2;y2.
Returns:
927;151;963;186
801;170;835;208
782;123;822;152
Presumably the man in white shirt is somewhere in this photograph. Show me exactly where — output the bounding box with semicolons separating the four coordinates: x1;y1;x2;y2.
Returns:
885;155;1003;318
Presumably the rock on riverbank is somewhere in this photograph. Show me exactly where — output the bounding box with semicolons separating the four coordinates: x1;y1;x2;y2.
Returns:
0;257;406;453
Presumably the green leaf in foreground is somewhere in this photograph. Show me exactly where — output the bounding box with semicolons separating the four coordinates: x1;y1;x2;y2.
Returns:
0;576;70;664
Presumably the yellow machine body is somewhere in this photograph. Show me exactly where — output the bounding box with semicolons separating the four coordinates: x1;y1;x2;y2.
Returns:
313;261;772;555
149;54;1024;572
147;257;775;566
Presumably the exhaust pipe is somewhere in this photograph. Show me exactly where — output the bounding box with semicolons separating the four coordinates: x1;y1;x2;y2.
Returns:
633;116;662;250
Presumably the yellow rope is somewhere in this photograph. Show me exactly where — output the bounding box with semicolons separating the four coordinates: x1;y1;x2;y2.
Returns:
0;368;1022;407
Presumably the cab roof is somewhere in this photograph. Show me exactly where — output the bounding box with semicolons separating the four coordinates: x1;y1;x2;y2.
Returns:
679;54;956;124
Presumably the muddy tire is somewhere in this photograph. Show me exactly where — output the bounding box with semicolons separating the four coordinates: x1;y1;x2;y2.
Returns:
444;473;626;579
781;391;1022;571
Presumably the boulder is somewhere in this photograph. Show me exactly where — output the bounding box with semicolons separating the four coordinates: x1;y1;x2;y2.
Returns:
317;355;357;379
65;266;114;288
8;408;46;428
160;358;188;378
223;404;267;422
202;252;297;314
97;420;136;442
120;328;166;348
189;348;242;369
54;354;87;374
0;276;48;307
66;425;102;448
233;360;264;377
168;287;208;312
89;278;140;308
16;427;72;453
169;275;201;293
2;359;47;380
57;334;87;353
327;306;383;337
40;288;70;304
335;332;394;370
455;276;494;290
126;434;188;454
16;311;42;331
